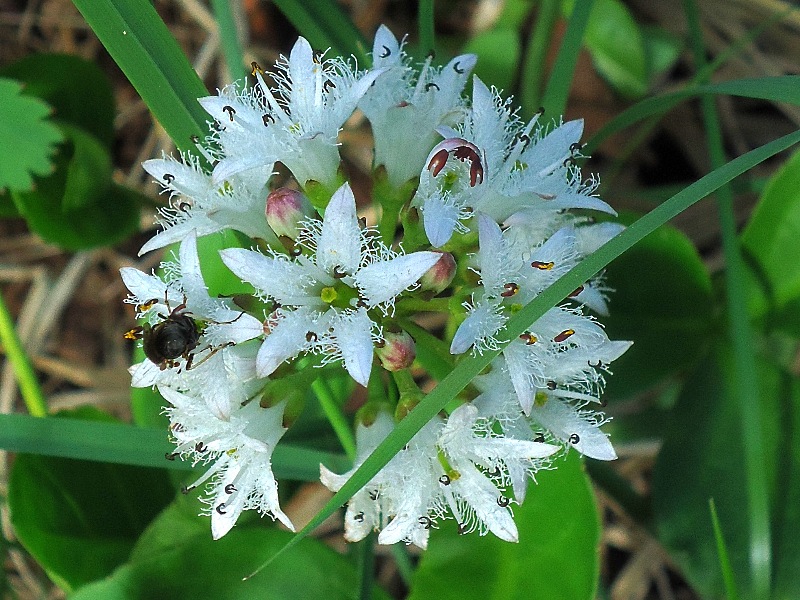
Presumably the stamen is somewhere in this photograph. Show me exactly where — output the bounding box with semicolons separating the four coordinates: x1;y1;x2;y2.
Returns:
379;45;391;58
531;261;554;270
222;105;236;122
427;148;449;177
553;329;575;343
425;82;440;91
500;282;519;297
163;173;175;184
568;433;580;445
519;332;537;345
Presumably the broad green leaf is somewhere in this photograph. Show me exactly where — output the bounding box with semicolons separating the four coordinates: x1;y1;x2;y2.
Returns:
410;453;599;600
71;0;209;153
583;0;648;98
0;54;115;147
0;78;62;192
263;131;800;570
70;510;391;600
464;29;521;93
11;125;141;250
271;0;369;65
652;346;782;597
8;407;174;592
602;220;714;401
741;149;800;311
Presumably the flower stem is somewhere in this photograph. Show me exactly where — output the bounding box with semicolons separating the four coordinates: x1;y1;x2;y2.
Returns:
312;377;356;461
0;290;47;417
396;297;451;314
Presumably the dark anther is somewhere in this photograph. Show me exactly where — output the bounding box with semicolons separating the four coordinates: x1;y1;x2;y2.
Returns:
537;106;545;115
489;466;502;478
216;503;227;515
163;173;175;184
178;202;192;212
534;433;546;443
569;142;583;153
588;359;603;368
354;512;365;522
379;45;391;58
427;148;449;177
439;474;451;486
497;495;511;507
332;265;346;279
224;484;237;494
190;135;200;144
453;61;465;74
500;282;519;298
195;441;208;453
262;113;275;126
568;285;585;298
425;82;440;92
519;332;537;345
546;380;557;390
222;105;236;122
452;144;484;186
457;522;467;535
250;61;262;76
563;157;575;168
323;79;336;92
375;339;386;348
553;329;575;343
165;452;177;461
356;297;369;308
211;120;224;132
180;485;192;495
305;331;318;343
368;490;380;501
419;516;433;529
569;433;580;445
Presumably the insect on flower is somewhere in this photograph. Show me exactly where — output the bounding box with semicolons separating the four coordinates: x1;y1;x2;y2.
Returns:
125;299;200;370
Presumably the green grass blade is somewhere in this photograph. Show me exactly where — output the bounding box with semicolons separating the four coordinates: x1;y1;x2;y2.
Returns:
211;0;247;82
685;2;771;596
271;0;369;65
418;0;436;57
243;127;800;581
710;498;741;600
0;413;347;480
586;76;800;153
0;291;47;417
540;0;595;117
71;0;209;152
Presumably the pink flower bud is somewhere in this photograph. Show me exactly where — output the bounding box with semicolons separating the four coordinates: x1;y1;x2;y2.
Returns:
418;251;456;295
266;187;314;239
376;330;416;372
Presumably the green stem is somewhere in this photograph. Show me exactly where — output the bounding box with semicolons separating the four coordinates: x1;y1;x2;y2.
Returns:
389;544;415;586
519;0;560;117
396;297;450;314
391;369;420;397
684;2;770;598
355;532;376;600
210;0;247;82
710;498;741;600
312;377;356;461
0;290;47;417
417;0;435;57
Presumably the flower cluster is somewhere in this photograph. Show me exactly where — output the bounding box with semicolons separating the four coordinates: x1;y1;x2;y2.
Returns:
123;25;630;545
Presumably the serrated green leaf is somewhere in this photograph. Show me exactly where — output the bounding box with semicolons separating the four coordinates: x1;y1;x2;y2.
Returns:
602;219;715;401
0;54;116;148
0;78;62;193
410;453;599;600
70;512;390;600
741;149;800;311
8;407;175;592
11;124;141;250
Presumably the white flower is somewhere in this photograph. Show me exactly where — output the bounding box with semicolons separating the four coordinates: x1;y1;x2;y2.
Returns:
220;183;440;385
120;231;263;418
160;386;293;539
414;77;616;247
320;403;557;548
139;153;278;255
200;36;385;190
359;25;476;188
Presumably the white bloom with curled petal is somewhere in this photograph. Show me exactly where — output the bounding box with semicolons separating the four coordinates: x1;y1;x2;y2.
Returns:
139;153;278;255
415;77;616;247
221;183;440;385
161;386;293;539
359;25;477;188
201;36;386;190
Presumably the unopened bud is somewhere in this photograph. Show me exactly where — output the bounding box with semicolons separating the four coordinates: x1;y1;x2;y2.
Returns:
418;251;456;295
376;329;416;371
266;187;314;239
